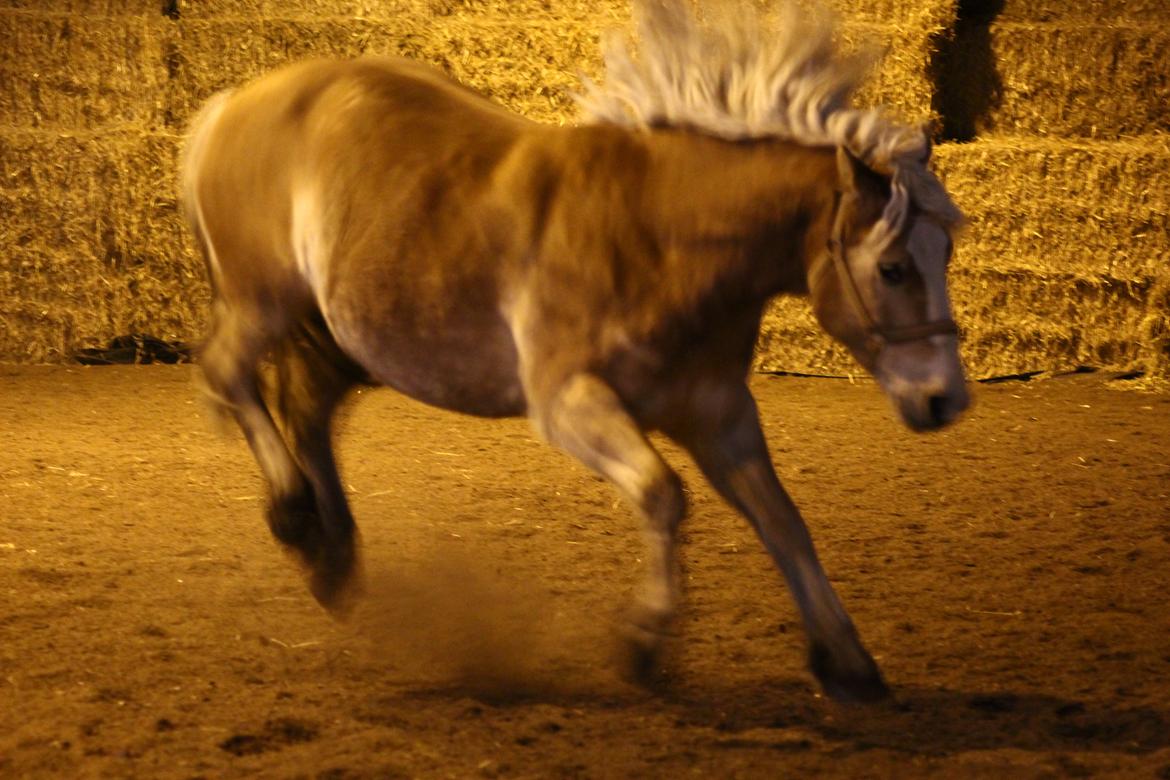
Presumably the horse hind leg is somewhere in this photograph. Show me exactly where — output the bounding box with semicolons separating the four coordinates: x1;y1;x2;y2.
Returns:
200;303;350;613
270;315;366;614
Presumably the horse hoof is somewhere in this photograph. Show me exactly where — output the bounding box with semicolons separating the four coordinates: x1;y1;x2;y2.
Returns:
309;569;361;619
307;547;362;619
808;640;891;704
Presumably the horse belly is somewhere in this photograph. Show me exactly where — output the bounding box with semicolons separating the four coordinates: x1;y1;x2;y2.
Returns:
327;305;527;418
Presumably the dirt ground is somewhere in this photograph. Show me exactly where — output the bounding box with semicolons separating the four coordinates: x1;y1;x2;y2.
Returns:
1;365;1169;779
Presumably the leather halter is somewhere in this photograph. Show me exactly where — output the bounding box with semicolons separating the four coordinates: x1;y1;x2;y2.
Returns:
824;190;959;354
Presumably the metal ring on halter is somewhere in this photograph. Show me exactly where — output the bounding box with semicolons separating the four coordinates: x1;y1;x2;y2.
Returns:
824;191;959;354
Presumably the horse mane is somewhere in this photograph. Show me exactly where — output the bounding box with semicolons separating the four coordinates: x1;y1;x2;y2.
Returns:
574;0;963;243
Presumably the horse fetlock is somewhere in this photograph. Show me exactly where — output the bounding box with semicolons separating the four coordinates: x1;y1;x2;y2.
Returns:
617;618;667;686
266;477;360;616
616;600;674;684
266;485;321;548
630;597;674;634
807;636;890;704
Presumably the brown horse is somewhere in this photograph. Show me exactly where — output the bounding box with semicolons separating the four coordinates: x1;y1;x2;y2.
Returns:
181;1;967;702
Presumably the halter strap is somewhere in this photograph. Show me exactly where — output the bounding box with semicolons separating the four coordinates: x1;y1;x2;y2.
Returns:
823;191;958;354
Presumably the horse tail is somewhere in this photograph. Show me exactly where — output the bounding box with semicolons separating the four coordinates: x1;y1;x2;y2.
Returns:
179;90;234;298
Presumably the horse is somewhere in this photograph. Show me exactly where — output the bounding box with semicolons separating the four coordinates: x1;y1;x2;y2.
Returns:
180;0;968;703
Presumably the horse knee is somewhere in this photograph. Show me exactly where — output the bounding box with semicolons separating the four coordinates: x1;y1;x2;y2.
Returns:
198;345;240;410
199;317;263;414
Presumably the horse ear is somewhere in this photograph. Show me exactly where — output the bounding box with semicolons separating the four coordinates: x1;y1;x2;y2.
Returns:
835;146;889;199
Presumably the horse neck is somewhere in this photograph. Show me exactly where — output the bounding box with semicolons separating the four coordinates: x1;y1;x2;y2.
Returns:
640;131;838;303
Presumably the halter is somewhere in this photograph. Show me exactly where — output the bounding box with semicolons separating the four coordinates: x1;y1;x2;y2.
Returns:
823;190;959;354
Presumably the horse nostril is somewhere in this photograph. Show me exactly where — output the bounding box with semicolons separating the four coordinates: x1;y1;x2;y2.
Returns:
928;395;949;427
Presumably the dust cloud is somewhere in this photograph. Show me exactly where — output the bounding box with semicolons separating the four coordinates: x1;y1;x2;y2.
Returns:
347;546;625;700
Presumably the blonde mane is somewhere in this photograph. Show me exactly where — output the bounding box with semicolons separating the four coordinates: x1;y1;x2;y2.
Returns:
574;0;963;241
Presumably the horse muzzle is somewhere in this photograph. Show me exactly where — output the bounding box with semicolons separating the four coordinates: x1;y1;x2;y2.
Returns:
896;383;970;432
875;340;971;432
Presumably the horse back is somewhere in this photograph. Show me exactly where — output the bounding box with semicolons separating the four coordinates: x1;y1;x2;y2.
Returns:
186;56;529;294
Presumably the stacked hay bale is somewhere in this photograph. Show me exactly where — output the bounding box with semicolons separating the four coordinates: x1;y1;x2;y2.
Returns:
2;0;1167;380
760;0;1170;380
0;0;617;361
0;7;179;362
930;0;1170;380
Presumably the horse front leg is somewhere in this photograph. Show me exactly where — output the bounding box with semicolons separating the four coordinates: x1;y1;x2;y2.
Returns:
675;385;889;703
535;373;686;680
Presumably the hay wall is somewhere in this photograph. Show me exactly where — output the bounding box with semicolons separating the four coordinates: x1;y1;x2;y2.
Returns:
0;129;188;361
997;0;1170;23
940;22;1170;139
1;0;1167;380
0;0;946;363
938;6;1170;379
760;1;1170;380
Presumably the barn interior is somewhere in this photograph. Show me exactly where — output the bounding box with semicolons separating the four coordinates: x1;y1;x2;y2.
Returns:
4;3;1170;778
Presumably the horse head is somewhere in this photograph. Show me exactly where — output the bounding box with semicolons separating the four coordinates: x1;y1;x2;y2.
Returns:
809;140;969;432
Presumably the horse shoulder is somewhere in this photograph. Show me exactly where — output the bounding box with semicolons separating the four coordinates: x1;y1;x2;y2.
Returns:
500;128;681;391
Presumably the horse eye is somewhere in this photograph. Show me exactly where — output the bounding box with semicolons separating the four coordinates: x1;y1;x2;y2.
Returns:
878;263;906;285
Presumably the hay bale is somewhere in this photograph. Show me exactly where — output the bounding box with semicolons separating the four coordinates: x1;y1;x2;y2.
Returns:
159;18;269;127
15;0;1167;376
845;21;944;124
756;136;1170;379
258;0;944;25
0;10;163;129
261;17;394;62
955;210;1169;283
822;0;956;21
410;19;602;121
935;137;1170;221
950;269;1152;377
755;271;1158;380
756;297;854;376
1140;273;1170;379
258;0;625;23
0;0;963;365
947;22;1170;138
0;1;158;14
0;129;204;363
997;0;1170;23
160;3;949;128
171;0;264;18
934;136;1170;281
164;16;603;128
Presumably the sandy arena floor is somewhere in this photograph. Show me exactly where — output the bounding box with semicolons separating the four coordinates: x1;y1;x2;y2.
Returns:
1;365;1169;778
